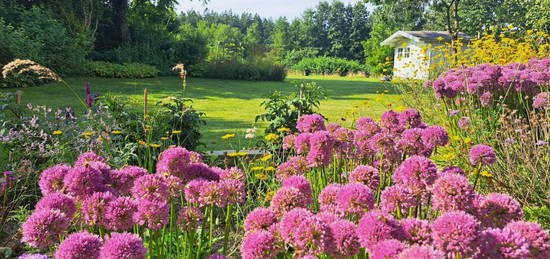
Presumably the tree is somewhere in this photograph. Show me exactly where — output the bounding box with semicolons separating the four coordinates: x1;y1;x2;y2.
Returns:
349;1;371;61
271;17;290;61
327;1;352;58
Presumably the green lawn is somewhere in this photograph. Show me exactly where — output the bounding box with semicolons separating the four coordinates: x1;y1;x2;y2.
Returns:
16;75;402;150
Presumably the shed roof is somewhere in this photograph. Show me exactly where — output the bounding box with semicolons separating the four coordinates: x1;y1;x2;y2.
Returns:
381;31;473;47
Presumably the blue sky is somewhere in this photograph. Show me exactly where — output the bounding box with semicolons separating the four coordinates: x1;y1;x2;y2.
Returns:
177;0;369;19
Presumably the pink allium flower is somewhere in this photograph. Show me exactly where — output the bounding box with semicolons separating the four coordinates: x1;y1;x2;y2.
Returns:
533;92;549;109
182;163;219;182
332;127;354;158
133;199;169;230
271;187;309;216
22;209;69;248
398;109;423;129
316;211;339;225
220;179;246;205
327;219;360;258
279;208;331;254
199;181;227;207
244;207;277;233
205;254;227;259
55;231;102;259
282;175;313;205
105;197;137;231
431;211;480;257
356;117;381;135
100;232;147;259
479;91;493;106
177;206;202;232
421;126;449;148
400;218;432;246
35;193;76;219
63;166;106;197
279;208;314;242
326;123;342;133
306;131;334;167
74;152;105;167
189;151;203;163
82;191;116;226
356;210;405;249
336;183;374;217
348;165;380;191
476;193;523;228
184;179;208;204
439;166;466;177
397;128;431;156
380;110;402;131
381;184;417;213
87;161;112;184
109;166;148;195
318;183;342;214
505;221;550;258
370;239;407;259
294;133;312;154
368;133;396;154
156;147;191;178
38;164;71;195
18;254;49;259
458;117;471;130
297;114;326;133
219;167;245;182
468;144;496;166
392;156;438;195
477;228;530;258
276;156;307;181
353;130;375;159
397;245;445;259
282;134;296;150
240;230;279;259
162;175;184;197
131;174;169;203
431;173;475;212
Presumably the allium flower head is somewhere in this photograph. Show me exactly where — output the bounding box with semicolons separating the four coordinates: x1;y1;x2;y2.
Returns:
369;133;396;154
336;183;374;217
398;128;431;156
276;156;307;181
421;126;449;148
318;184;342;214
327;219;360;258
356;117;381;135
75;152;105;167
162;175;184;197
55;231;102;259
381;184;417;213
39;164;71;195
477;228;530;259
244;207;278;233
439;166;466;177
87;161;112;184
469;144;497;166
282;134;296;150
431;173;475;212
63;166;105;197
199;181;227;207
295;133;312;154
220;179;246;204
282;175;313;205
398;109;423;129
270;187;309;216
82;191;116;226
156;147;191;178
505;221;550;258
306;131;334;167
177;206;202;231
219;167;245;182
109;166;148;195
327;123;342;133
458;117;471;130
392;156;438;195
279;208;331;254
18;254;49;259
100;232;147;259
356;210;405;249
476;193;523;228
479;91;493;106
533;92;549;109
131;174;169;203
184;178;208;204
189;151;203;163
240;230;279;259
370;239;407;259
400;218;432;245
397;245;444;259
297;114;326;133
348;165;380;191
105;197;137;231
133;199;169;230
380;110;402;131
35;193;76;219
22;209;69;248
431;211;480;257
182;163;219;182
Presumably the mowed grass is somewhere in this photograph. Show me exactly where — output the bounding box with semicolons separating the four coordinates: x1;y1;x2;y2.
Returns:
16;75;402;150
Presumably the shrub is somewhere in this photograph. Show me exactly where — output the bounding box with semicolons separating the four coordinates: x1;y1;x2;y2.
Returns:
88;62;159;78
198;59;286;81
293;56;367;76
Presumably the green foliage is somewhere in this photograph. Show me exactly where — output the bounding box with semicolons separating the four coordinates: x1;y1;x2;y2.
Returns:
283;48;320;67
256;81;326;133
155;97;206;150
88;61;160;78
293;57;367;76
194;58;287;81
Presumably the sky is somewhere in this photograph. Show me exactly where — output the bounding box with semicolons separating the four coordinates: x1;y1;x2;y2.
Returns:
177;0;369;19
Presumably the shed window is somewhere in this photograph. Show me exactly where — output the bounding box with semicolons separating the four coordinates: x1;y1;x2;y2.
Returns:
397;47;411;58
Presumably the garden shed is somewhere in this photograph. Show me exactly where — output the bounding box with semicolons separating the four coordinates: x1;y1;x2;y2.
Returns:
381;31;472;80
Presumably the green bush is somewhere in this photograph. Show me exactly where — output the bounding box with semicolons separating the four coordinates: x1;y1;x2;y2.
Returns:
197;59;286;81
88;61;159;78
293;56;367;76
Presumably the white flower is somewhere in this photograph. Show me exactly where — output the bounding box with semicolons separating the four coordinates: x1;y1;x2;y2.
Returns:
245;133;256;139
246;127;257;134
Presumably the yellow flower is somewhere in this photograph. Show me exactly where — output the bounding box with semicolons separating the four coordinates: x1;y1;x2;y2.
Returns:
452;136;461;141
149;143;161;148
265;191;275;201
437;36;444;41
137;140;146;145
161;137;169;140
111;130;122;134
395;105;407;112
237;152;248;156
260;154;273;161
255;173;268;181
52;130;63;135
264;166;276;171
276;127;291;133
264;133;279;142
221;133;236;140
443;153;457;160
172;130;182;134
81;131;96;137
251;166;264;171
480;170;493;177
463;137;472;144
227;152;239;157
